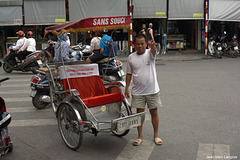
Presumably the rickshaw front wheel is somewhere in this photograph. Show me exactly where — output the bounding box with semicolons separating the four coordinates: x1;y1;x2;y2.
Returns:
112;100;130;137
57;103;83;150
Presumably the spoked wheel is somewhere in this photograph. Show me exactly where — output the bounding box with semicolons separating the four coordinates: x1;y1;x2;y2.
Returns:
57;103;83;150
112;100;131;137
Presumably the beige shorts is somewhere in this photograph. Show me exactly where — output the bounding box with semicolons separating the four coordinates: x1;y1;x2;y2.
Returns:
131;91;163;109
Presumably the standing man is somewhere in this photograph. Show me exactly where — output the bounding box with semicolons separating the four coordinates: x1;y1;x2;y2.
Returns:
124;34;163;146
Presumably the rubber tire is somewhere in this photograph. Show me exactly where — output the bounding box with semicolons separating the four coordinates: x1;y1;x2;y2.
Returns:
112;100;131;137
3;63;12;73
32;92;48;109
32;66;39;74
215;50;222;59
57;103;83;150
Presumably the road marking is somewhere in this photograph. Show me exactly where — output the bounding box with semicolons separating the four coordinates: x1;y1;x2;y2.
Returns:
116;139;155;160
7;107;51;113
0;84;30;88
4;79;31;82
196;143;231;160
4;97;31;102
10;119;57;127
0;90;29;94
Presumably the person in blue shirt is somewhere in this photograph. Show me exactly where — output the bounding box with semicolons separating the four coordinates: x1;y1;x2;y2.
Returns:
86;29;110;63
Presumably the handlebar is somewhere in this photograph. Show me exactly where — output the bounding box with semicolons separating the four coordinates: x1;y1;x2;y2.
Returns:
0;77;10;83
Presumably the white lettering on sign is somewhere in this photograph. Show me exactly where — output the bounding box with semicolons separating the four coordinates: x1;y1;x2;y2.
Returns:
110;17;125;25
93;17;126;26
93;18;109;26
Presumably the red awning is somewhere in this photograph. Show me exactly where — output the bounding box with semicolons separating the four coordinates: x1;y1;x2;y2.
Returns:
45;15;131;35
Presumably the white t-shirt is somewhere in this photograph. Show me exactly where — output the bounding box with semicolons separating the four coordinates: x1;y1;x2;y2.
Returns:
27;38;36;52
126;49;160;95
12;37;29;52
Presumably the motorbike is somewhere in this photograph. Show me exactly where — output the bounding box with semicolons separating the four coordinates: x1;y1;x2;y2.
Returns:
231;34;239;55
208;35;222;58
70;43;93;61
36;40;55;63
3;48;43;74
29;71;50;109
0;77;13;156
220;32;237;58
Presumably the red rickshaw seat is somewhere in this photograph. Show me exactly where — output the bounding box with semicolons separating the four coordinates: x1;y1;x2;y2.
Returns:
60;76;124;108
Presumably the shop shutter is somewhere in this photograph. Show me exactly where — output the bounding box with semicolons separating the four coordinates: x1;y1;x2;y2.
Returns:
133;0;167;18
69;0;128;21
0;0;23;26
168;0;204;20
24;0;66;25
209;0;240;22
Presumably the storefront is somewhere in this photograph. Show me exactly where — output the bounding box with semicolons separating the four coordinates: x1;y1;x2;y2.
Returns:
132;0;204;52
208;0;240;40
0;0;23;57
168;0;204;51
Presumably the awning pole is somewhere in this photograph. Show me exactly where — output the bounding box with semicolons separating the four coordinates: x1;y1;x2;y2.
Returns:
129;0;133;54
205;0;208;56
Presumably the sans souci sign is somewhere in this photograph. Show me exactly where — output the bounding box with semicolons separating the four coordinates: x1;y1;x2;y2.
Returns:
93;17;126;26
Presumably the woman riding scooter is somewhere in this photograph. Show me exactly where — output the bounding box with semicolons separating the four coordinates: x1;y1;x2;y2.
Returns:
7;30;29;67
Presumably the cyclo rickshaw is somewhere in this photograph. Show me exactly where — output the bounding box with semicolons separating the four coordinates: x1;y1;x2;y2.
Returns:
43;15;145;150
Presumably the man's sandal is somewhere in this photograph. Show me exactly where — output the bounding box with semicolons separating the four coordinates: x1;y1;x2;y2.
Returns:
133;139;143;146
154;137;163;145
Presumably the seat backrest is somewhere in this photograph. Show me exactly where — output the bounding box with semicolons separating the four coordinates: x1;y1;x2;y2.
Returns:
59;64;108;99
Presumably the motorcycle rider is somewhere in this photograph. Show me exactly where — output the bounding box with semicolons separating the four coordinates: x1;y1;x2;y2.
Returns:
26;31;36;53
18;31;36;62
7;30;29;67
82;31;101;54
53;32;78;62
86;29;109;63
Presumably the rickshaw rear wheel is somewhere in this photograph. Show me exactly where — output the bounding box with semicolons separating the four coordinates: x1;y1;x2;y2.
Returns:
112;100;130;137
57;103;83;150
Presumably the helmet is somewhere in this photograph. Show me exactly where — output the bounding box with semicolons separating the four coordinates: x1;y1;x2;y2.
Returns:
27;31;33;37
89;31;95;38
149;23;153;28
16;30;25;37
101;29;108;34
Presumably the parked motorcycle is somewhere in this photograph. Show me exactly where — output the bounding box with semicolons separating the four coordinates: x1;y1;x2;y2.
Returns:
231;34;239;55
220;32;237;58
3;48;43;74
208;35;222;58
0;77;13;156
29;71;50;109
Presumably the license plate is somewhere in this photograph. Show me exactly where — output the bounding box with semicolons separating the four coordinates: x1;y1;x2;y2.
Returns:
118;70;125;77
217;47;222;50
113;113;144;132
37;60;43;65
29;89;37;97
234;46;238;50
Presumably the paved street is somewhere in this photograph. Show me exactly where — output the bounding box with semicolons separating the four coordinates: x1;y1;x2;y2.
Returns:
0;54;239;160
